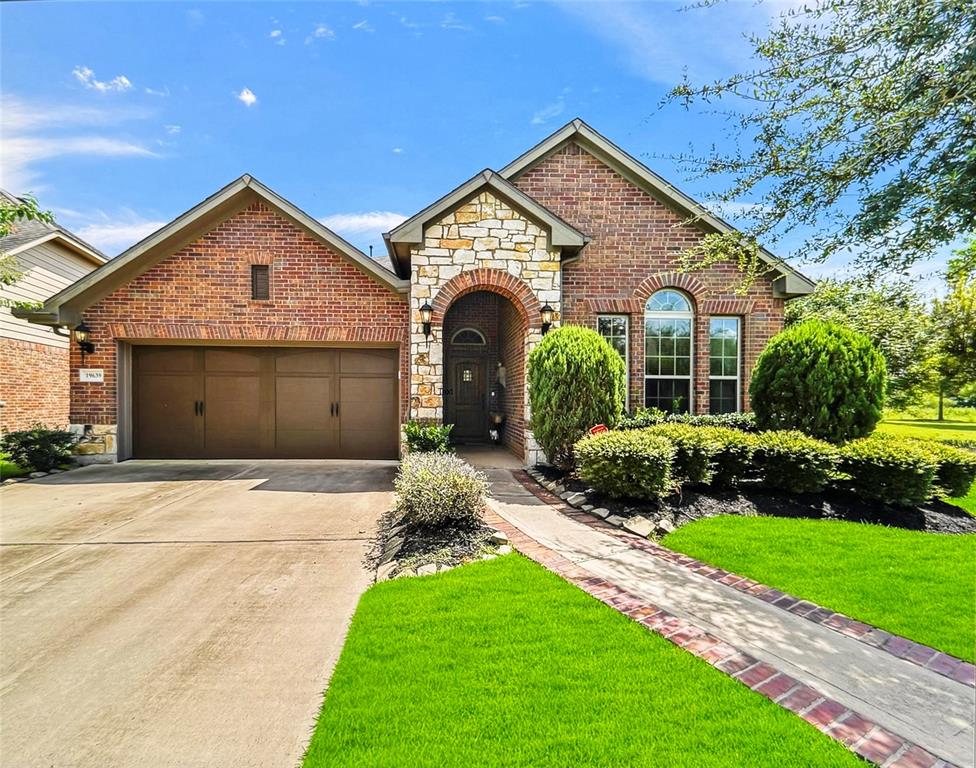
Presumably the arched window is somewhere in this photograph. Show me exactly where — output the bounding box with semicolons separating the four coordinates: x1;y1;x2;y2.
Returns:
450;327;487;345
644;289;693;413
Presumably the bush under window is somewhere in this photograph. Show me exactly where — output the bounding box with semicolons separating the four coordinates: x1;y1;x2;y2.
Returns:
750;319;886;443
527;325;625;468
394;452;488;526
752;430;839;494
641;423;721;485
0;424;77;472
575;430;675;500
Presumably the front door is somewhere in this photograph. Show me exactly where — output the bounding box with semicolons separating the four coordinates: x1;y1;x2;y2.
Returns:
446;357;486;441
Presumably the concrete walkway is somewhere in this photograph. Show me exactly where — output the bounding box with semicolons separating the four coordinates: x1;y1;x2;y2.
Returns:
485;469;975;768
1;460;395;768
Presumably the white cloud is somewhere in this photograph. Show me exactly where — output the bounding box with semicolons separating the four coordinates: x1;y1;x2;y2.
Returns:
484;15;505;23
320;211;406;234
70;210;168;254
440;12;471;31
144;86;170;97
165;125;181;135
270;29;282;38
310;23;335;40
392;147;404;154
236;88;258;107
72;65;133;93
353;20;374;32
530;100;565;125
186;8;204;27
269;29;286;45
0;95;158;191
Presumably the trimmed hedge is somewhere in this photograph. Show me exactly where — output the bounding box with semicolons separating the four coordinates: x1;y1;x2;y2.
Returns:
750;319;886;443
910;439;976;498
394;452;489;526
527;325;625;468
752;430;839;494
838;434;938;505
706;427;760;488
619;408;757;433
575;430;675;500
642;423;721;485
404;421;453;453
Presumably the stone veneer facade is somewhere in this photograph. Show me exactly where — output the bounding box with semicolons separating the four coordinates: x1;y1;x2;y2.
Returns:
408;191;561;464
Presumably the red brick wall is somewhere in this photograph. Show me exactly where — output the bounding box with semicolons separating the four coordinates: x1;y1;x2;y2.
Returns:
498;298;525;456
513;143;785;413
1;338;70;432
71;201;409;426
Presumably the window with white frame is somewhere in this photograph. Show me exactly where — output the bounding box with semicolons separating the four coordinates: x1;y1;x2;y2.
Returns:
597;315;629;409
644;289;693;413
709;317;740;414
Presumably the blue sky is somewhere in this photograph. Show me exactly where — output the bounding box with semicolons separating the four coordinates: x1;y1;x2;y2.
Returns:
0;1;955;291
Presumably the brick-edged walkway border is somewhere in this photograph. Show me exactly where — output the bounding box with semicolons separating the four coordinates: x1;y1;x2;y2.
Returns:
483;502;957;768
513;470;976;690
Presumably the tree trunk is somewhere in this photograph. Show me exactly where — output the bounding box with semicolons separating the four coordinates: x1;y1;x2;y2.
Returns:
938;380;945;422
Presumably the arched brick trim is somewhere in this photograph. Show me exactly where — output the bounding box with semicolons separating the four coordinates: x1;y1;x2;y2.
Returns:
634;272;708;308
701;298;755;315
431;268;542;327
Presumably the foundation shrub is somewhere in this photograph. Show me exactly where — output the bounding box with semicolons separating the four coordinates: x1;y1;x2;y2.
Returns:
394;452;489;526
575;430;675;500
838;434;939;505
641;424;721;485
752;430;840;493
0;424;76;472
404;421;453;453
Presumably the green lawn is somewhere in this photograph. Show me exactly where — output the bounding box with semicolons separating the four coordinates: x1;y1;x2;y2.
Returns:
0;459;27;480
304;555;859;768
947;485;976;515
664;517;976;662
876;418;976;443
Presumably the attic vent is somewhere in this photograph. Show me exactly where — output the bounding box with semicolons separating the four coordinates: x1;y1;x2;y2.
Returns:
251;264;270;300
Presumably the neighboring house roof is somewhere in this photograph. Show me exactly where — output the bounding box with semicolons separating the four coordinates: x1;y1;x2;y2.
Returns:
0;189;107;266
22;174;409;328
500;118;815;298
384;169;588;278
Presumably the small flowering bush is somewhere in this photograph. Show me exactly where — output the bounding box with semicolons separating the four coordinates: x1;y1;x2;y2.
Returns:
394;452;488;526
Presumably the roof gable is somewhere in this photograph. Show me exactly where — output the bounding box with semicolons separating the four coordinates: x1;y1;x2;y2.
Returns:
501;119;814;297
384;169;587;277
1;188;106;266
27;175;407;327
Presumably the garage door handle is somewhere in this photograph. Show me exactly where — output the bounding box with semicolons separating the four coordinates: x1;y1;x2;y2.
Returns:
194;400;200;416
330;403;335;416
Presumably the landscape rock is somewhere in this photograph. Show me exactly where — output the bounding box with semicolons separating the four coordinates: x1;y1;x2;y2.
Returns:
559;490;573;500
622;515;655;538
489;530;509;545
606;515;627;527
28;472;47;479
417;563;438;576
565;493;587;507
379;535;405;565
655;519;676;535
2;478;24;486
376;561;398;582
581;504;594;512
591;507;610;519
497;545;513;555
552;485;566;495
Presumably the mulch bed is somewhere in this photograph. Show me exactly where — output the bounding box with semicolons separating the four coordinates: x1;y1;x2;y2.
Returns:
367;510;499;576
534;466;976;535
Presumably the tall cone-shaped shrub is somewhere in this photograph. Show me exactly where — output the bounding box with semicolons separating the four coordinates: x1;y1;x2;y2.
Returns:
750;319;886;443
527;325;625;468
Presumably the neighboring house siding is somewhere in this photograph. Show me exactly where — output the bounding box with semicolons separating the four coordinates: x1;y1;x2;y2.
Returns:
1;241;98;432
0;339;70;432
70;201;409;429
512;142;785;413
0;241;95;347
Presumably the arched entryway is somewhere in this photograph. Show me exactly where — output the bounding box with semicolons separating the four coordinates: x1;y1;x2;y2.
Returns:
442;290;527;459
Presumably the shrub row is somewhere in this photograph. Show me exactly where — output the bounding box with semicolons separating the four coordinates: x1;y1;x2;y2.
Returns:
574;426;976;505
619;408;757;433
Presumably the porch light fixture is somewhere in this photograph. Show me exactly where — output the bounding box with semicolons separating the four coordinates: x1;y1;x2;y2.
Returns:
540;304;554;335
419;301;433;338
74;321;95;361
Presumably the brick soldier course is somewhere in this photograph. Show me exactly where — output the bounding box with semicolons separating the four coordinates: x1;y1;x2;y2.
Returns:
24;118;813;463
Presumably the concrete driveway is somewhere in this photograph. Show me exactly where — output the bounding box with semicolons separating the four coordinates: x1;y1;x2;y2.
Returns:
0;460;395;768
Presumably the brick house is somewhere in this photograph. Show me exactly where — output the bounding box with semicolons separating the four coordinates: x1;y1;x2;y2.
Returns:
1;191;106;433
25;119;812;465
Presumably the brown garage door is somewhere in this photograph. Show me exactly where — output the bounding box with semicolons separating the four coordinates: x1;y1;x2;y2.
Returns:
132;346;398;459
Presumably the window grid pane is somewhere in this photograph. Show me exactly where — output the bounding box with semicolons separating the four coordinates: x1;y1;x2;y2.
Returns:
597;315;629;409
708;317;739;414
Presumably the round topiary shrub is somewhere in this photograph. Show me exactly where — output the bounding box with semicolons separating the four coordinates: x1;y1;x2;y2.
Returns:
750;319;886;443
527;325;625;468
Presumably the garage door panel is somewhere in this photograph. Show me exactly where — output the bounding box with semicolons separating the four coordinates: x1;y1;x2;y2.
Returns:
274;349;336;374
134;373;200;457
135;347;198;372
274;375;337;457
204;348;263;372
204;375;265;456
339;376;397;459
339;349;397;375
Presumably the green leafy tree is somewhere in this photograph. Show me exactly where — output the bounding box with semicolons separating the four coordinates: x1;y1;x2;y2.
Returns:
931;244;976;419
785;278;937;407
669;0;975;281
1;193;55;289
750;319;886;442
527;325;625;468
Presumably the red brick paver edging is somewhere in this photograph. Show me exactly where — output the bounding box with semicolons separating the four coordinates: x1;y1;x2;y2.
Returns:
483;502;958;768
513;470;976;690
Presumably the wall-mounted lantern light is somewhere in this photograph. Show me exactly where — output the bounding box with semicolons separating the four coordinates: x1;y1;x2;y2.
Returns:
74;321;95;361
540;304;554;335
419;301;433;338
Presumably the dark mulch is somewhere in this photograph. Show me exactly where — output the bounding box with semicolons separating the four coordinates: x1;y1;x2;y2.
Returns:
534;466;976;536
367;510;497;575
